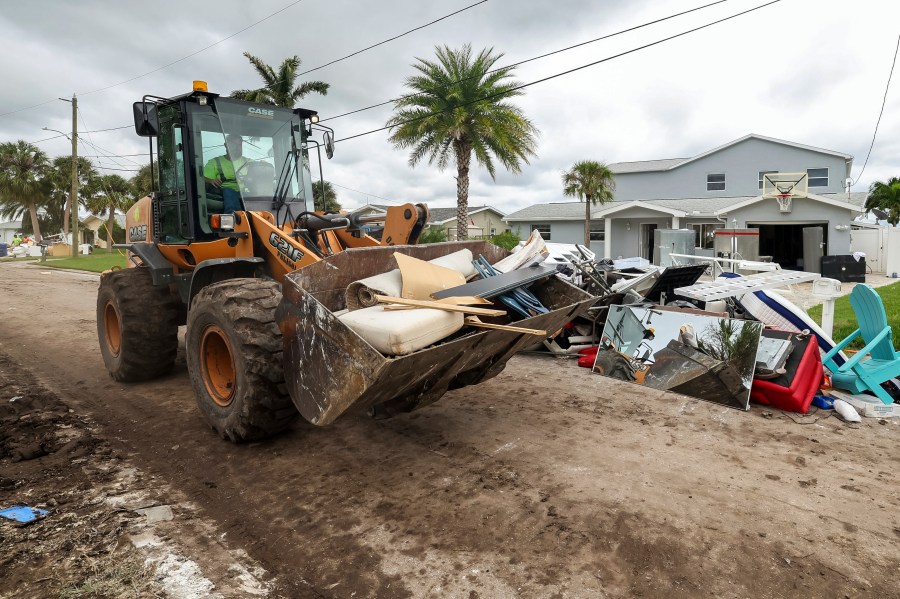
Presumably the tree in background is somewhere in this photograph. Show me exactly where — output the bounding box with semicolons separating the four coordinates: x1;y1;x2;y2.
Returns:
130;163;155;200
386;44;538;240
0;140;50;241
311;180;341;211
231;52;329;108
865;177;900;226
84;174;134;252
46;155;97;235
562;160;616;247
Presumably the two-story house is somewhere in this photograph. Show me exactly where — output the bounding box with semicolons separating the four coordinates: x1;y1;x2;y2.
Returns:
505;134;867;268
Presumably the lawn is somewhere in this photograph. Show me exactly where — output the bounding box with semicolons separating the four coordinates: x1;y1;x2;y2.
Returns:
807;281;900;350
38;252;129;274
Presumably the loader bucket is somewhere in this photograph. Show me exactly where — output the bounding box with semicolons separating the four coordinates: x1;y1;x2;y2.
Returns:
276;241;596;426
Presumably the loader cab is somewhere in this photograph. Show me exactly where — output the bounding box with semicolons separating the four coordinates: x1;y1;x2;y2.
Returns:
134;84;325;244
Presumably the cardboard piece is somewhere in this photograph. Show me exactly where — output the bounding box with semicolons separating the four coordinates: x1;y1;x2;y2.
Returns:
394;252;466;301
345;249;475;309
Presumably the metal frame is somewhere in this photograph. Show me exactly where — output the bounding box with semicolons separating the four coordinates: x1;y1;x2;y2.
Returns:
674;270;821;302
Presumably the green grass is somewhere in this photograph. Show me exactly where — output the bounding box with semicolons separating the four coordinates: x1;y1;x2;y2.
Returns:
807;281;900;351
38;252;128;273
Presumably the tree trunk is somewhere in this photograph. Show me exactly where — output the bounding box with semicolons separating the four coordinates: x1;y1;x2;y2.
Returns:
106;208;115;253
584;195;592;247
455;142;471;241
27;201;42;243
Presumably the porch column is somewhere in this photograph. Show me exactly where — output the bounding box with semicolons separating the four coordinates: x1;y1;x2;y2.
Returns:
604;217;612;259
672;216;680;229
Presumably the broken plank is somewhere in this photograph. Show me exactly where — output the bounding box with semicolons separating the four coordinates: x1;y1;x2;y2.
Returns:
373;295;506;316
465;316;546;336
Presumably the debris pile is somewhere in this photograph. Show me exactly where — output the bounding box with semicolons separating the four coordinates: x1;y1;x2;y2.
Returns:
515;239;899;421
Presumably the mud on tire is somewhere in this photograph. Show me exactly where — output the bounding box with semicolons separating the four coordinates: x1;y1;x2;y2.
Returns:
97;267;181;382
186;279;297;442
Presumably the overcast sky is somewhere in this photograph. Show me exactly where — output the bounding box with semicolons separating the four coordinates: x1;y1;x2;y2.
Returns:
1;0;898;214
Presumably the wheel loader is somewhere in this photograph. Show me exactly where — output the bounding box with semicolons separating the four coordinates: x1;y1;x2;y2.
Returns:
97;81;595;442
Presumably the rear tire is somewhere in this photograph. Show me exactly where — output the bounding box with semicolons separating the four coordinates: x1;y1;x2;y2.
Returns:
186;279;297;442
97;267;180;382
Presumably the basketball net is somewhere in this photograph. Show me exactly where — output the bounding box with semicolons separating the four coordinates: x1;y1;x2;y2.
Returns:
775;193;793;213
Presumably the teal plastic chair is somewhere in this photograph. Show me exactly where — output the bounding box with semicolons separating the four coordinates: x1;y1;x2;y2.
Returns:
823;284;900;405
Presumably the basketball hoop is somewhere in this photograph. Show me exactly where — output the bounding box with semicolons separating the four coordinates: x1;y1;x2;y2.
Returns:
775;193;793;213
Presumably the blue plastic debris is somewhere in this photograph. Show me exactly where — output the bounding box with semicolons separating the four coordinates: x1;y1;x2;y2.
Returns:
811;394;834;410
0;505;49;523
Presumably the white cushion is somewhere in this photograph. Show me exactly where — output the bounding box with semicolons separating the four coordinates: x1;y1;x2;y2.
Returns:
339;305;464;356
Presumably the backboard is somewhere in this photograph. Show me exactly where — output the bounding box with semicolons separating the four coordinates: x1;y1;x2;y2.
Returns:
762;172;808;213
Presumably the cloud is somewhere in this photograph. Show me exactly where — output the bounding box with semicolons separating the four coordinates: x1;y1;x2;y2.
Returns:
1;0;898;211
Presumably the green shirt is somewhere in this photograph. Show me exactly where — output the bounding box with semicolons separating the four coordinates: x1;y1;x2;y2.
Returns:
203;156;248;192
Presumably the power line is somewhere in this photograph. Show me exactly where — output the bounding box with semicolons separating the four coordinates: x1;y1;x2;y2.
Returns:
336;0;781;144
29;133;68;144
850;32;900;188
297;0;488;77
78;107;140;172
82;125;131;133
330;182;403;205
93;165;142;172
320;0;729;123
77;153;148;158
0;0;307;118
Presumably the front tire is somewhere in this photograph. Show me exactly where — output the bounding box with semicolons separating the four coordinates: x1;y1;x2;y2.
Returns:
96;267;180;382
186;279;297;442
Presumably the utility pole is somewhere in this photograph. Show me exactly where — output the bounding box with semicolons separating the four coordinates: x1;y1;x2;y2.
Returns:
70;94;79;259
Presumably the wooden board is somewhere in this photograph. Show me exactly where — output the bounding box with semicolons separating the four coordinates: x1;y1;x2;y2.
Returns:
373;295;506;316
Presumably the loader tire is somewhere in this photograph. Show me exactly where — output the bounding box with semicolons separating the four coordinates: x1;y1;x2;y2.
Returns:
186;279;297;442
592;348;636;382
97;267;180;382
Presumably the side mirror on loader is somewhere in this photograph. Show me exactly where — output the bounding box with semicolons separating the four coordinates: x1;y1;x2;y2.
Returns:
132;102;160;137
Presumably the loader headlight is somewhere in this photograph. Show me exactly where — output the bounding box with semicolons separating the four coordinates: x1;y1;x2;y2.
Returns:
210;213;235;231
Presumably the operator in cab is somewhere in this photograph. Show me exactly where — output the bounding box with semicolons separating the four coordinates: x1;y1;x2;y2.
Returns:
203;134;247;213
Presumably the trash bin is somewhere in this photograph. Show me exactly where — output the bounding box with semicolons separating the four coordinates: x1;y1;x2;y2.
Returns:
0;243;7;257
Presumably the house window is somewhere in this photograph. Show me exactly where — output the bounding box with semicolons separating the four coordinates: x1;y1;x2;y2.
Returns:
490;227;496;235
691;223;723;249
707;173;726;191
758;170;777;190
531;224;551;240
808;167;828;187
589;227;605;242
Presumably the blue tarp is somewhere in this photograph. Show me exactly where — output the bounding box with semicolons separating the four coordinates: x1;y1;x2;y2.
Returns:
0;505;49;523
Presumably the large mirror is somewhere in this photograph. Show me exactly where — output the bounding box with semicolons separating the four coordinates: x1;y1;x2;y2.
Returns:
593;305;763;410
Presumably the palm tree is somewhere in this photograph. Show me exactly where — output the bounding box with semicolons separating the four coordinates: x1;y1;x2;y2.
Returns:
130;163;155;200
0;141;50;242
386;44;539;240
84;174;134;252
562;160;616;247
311;180;341;211
231;52;329;108
46;155;97;235
865;176;900;225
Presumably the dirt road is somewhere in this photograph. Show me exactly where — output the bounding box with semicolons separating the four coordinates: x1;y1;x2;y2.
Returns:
1;262;898;598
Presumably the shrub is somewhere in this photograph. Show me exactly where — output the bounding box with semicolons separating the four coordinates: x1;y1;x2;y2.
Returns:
418;227;448;244
488;230;520;251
